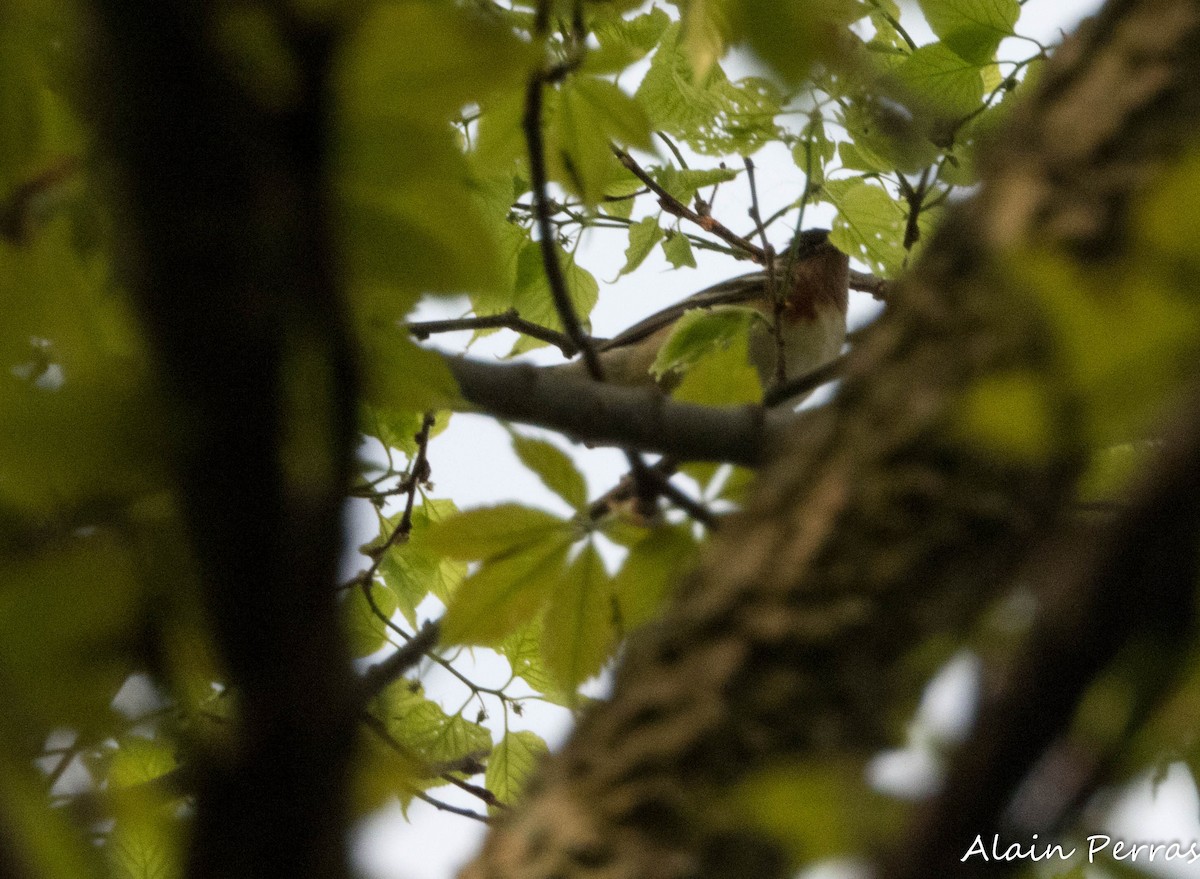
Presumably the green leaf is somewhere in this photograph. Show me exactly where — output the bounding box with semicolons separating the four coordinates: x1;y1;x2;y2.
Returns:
484;730;548;809
654;164;740;206
821;177;907;276
337;3;537;119
586;6;672;74
679;0;736;78
918;0;1020;64
359;333;460;413
109;804;181;879
0;533;141;730
509;431;589;511
613;525;697;629
441;537;573;646
508;242;600;356
424;503;568;561
344;583;398;658
741;0;865;86
380;500;466;623
620;215;665;276
541;542;616;691
662;231;697;268
472;87;529;177
651;305;759;379
671;327;764;406
839;100;940;174
547;76;653;204
109;737;177;789
336;117;503;301
893;42;985;123
376;681;492;766
500;620;576;704
635;23;783;155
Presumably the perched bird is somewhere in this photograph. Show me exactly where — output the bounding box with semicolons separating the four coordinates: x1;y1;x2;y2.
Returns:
563;228;849;393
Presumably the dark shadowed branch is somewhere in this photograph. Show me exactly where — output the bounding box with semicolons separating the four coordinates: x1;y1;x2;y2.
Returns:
91;5;358;879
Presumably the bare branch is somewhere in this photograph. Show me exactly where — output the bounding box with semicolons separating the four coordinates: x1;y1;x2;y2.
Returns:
612;146;768;262
446;355;797;465
407;310;580;358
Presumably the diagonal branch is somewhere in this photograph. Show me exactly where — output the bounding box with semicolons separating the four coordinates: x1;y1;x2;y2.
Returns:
613;145;768;262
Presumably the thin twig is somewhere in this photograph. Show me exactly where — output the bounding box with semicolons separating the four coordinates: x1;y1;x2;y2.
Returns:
744;156;785;385
359;620;442;703
523;82;603;379
523;28;660;511
638;466;719;529
762;355;845;408
413;789;491;823
407;310;580;357
442;773;508;810
656;132;689;169
612;146;768;263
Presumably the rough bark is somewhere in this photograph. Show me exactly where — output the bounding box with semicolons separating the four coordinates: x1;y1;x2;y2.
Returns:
459;1;1200;877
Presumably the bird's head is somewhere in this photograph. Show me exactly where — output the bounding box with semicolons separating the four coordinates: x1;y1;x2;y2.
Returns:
775;227;850;320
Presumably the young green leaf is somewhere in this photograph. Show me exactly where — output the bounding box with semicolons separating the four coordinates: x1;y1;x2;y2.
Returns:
376;681;493;766
662;232;697;269
918;0;1020;64
613;525;698;629
547;76;653;205
893;42;986;123
500;620;577;705
821;178;907;276
485;730;548;809
508;241;600;356
424;503;567;561
344;583;399;659
442;538;573;646
671;328;763;406
509;431;590;512
540;542;616;692
635;23;783;155
650;305;759;380
380;501;467;621
619;215;665;277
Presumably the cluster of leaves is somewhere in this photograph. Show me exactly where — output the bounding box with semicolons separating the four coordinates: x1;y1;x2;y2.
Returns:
11;0;1200;877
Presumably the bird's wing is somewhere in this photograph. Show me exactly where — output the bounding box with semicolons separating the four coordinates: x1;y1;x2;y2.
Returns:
599;271;768;351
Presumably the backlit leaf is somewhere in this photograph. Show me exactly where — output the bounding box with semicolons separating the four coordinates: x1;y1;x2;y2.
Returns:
541;542;616;691
509;431;589;511
613;525;697;630
442;537;573;646
424;503;568;561
485;730;548;809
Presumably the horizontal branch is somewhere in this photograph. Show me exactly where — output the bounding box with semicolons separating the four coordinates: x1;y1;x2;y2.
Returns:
849;269;892;300
445;355;796;466
407;310;580;357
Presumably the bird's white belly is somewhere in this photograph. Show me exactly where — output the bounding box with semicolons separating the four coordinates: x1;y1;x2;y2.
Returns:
748;307;847;388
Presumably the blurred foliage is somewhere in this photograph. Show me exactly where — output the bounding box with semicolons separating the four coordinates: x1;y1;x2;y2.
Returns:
3;0;1200;875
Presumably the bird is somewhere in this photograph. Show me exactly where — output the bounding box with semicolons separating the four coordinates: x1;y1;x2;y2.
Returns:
558;228;849;395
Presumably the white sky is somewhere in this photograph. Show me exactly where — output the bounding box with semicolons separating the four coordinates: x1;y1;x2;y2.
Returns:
349;4;1200;879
